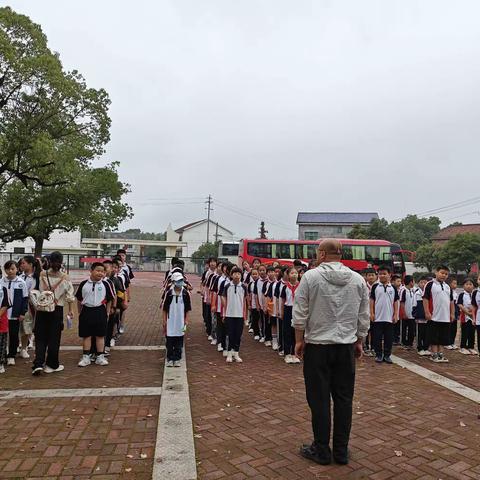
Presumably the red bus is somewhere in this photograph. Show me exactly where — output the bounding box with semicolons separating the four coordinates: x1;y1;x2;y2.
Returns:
238;238;406;276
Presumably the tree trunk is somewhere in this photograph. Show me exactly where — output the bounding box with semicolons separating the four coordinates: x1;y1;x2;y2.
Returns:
34;236;44;258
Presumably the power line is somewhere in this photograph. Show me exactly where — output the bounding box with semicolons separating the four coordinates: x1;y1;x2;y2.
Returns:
415;195;480;217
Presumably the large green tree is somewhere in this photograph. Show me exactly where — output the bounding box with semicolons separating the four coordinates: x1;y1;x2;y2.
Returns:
0;7;129;253
440;233;480;273
414;243;442;272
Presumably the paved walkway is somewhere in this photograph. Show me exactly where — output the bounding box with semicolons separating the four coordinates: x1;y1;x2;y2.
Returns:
2;273;480;479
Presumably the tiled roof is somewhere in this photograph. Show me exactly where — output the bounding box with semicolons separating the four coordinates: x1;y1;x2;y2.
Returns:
432;224;480;241
296;212;379;225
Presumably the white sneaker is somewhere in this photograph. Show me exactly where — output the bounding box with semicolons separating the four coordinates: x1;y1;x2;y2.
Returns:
217;343;223;352
233;352;243;363
223;350;228;357
6;358;15;366
272;340;279;351
248;328;254;333
445;345;454;350
211;339;217;345
118;325;125;334
207;335;213;341
284;355;293;364
254;336;260;341
110;338;116;347
20;349;30;359
278;351;284;357
166;360;174;367
173;361;181;367
451;344;459;350
264;341;272;347
44;364;65;374
259;337;265;343
292;356;301;364
32;367;43;376
78;354;91;367
459;348;471;355
469;349;478;355
226;352;233;363
0;365;4;374
95;354;109;366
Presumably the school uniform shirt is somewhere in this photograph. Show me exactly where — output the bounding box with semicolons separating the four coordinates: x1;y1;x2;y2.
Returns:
0;276;29;319
222;281;247;318
457;291;473;323
370;283;399;323
423;279;453;323
255;277;266;310
262;279;273;313
470;290;480;325
163;287;192;337
21;272;39;293
76;279;114;307
122;263;135;280
216;276;228;314
242;270;251;285
413;286;426;322
203;269;216;304
268;281;278;317
248;280;258;310
274;280;284;317
400;287;415;320
281;282;300;307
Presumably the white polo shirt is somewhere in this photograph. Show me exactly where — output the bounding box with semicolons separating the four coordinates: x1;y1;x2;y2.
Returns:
222;281;247;318
370;283;399;322
423;279;453;323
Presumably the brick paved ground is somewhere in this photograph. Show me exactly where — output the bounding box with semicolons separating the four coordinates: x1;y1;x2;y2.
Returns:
187;291;480;480
0;281;164;479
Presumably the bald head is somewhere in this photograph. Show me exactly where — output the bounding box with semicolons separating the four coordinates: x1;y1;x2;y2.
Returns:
317;239;343;264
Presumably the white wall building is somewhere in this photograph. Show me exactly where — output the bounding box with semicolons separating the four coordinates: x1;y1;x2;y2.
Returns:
1;230;85;255
173;219;235;257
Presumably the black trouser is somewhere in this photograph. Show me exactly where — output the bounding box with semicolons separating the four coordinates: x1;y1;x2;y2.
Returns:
105;312;119;348
215;313;226;347
476;326;480;352
250;309;260;337
7;319;20;358
303;343;355;454
283;306;295;355
33;306;63;370
364;326;373;350
226;317;243;352
372;322;393;357
277;317;284;351
417;322;429;351
166;336;183;361
211;310;217;340
259;310;266;338
449;320;458;345
264;312;272;341
461;322;475;349
393;321;400;343
401;318;416;347
204;304;212;336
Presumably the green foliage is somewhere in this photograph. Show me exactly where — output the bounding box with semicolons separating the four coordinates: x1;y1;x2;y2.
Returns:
348;215;440;251
192;242;219;260
0;7;130;252
440;233;480;273
414;243;442;272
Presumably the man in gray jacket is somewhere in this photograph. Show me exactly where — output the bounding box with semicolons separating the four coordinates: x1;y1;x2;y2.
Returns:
293;239;370;466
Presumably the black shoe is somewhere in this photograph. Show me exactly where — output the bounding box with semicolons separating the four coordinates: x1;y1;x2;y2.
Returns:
333;449;349;465
375;354;383;363
383;355;393;364
300;443;332;465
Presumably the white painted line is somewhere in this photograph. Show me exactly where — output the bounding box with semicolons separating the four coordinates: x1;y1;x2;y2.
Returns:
392;355;480;404
153;349;197;480
59;345;165;351
0;387;162;399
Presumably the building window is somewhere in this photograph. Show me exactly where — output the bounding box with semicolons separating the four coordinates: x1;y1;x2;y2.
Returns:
336;226;343;234
304;231;319;240
13;247;25;254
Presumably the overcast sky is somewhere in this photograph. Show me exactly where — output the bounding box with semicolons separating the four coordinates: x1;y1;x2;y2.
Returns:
7;0;480;239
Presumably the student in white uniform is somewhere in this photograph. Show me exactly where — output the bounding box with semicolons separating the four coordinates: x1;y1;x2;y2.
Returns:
163;272;192;367
222;267;247;364
76;263;114;367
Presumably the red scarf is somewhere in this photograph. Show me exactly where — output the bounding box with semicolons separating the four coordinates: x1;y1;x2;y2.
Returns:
286;281;299;299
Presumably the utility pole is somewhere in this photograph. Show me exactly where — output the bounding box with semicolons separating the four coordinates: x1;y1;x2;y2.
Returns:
259;221;268;239
205;194;213;243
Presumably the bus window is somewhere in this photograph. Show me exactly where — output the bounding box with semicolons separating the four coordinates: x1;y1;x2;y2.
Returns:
342;245;365;260
365;246;391;264
301;244;317;260
272;243;294;259
247;242;272;258
221;243;239;256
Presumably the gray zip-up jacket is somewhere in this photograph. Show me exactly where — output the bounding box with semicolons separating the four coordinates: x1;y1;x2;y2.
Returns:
292;262;370;344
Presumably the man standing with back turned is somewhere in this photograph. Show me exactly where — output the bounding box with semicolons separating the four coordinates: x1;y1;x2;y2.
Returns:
293;239;370;466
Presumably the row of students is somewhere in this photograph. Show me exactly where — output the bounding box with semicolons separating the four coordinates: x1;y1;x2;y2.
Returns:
0;249;134;375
